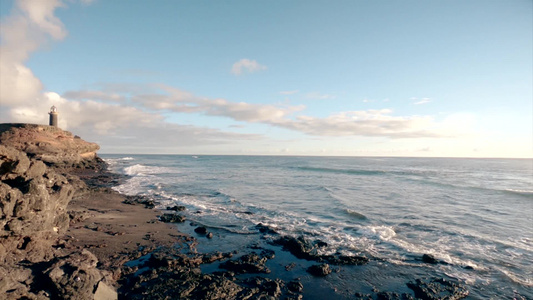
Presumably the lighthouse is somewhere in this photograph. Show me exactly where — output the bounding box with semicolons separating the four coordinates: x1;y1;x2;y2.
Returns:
49;106;58;127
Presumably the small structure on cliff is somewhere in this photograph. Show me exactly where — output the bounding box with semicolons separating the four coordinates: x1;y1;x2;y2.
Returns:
49;105;58;127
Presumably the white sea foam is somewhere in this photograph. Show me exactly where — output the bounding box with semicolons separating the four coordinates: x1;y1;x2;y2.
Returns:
498;268;533;287
123;164;156;176
359;226;396;241
504;189;533;196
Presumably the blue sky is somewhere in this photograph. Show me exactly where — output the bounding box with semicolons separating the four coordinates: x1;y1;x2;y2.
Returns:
1;0;531;157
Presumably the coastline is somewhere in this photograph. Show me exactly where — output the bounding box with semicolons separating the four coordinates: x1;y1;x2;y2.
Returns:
0;124;491;299
68;166;311;299
73;162;475;300
62;169;185;274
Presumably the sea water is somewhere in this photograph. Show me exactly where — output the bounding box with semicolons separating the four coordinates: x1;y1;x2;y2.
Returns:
103;155;532;299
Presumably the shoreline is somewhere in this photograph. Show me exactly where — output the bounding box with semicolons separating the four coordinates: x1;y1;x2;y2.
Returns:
4;124;527;299
68;165;475;300
68;167;312;299
63;182;185;273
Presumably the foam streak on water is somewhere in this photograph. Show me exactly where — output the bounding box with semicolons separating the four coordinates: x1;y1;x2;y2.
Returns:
102;155;533;298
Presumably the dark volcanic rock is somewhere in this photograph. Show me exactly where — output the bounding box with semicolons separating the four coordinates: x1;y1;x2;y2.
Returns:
120;247;296;300
167;205;186;211
0;145;77;261
45;249;116;300
273;236;315;260
307;263;332;277
320;254;369;265
273;235;369;265
123;195;156;208
287;280;303;293
422;254;439;264
219;252;271;274
241;277;284;298
407;278;469;300
375;291;414;300
255;223;278;235
194;226;208;235
159;213;186;223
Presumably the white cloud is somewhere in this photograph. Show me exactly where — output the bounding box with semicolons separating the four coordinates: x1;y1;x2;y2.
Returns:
62;90;126;102
131;85;305;123
0;0;68;107
414;98;431;105
102;85;466;139
16;0;67;40
270;109;455;138
231;58;267;75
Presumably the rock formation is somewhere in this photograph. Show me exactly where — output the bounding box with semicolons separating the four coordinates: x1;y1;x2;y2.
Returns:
0;123;116;300
0;124;102;170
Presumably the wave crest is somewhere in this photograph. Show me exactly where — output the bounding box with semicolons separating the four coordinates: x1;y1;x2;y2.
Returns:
345;209;368;220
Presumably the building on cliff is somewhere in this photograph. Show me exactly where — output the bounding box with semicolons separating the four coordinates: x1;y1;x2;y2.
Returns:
49;105;58;127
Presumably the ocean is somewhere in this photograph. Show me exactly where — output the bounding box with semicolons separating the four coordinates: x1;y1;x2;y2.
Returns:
103;155;532;299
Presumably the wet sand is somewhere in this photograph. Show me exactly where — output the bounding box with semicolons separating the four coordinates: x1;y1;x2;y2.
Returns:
64;188;183;269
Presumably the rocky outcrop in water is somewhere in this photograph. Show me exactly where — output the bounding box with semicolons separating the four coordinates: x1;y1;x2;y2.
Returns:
407;278;469;300
306;263;332;276
119;247;302;300
272;235;369;265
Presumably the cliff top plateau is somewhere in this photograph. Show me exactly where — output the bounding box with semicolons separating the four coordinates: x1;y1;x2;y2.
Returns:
0;123;101;170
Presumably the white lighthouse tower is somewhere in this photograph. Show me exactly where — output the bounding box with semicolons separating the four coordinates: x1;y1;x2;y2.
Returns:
49;106;58;127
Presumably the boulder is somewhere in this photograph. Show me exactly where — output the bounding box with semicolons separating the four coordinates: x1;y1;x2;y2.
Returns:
407;278;469;300
422;254;439;264
166;205;186;211
219;252;271;274
306;263;332;277
273;235;368;265
45;250;117;300
159;213;186;223
194;226;208;234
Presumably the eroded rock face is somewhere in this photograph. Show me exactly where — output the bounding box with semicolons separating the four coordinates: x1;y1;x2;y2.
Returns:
0;125;117;300
45;250;117;300
0;124;101;170
0;145;79;262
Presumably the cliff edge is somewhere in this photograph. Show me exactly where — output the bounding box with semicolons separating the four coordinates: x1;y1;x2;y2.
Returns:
0;124;102;170
0;123;116;300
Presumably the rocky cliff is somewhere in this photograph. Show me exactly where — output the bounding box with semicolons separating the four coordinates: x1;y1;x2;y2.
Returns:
0;124;116;300
0;124;102;171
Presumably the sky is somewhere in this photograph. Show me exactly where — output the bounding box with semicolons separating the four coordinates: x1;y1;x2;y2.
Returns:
0;0;531;157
